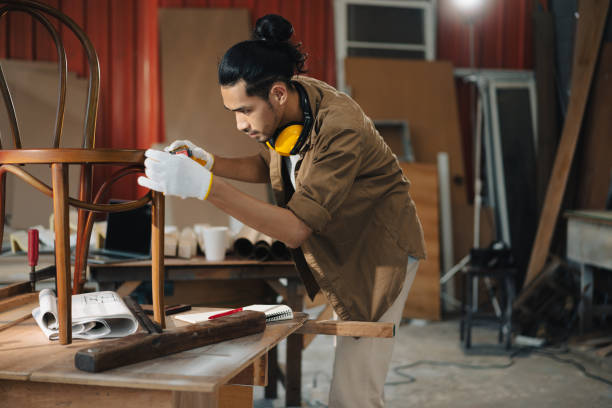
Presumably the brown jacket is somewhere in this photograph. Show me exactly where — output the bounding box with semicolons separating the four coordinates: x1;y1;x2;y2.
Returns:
259;76;426;322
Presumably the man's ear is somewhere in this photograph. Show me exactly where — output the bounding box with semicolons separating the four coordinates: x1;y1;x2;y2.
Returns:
269;82;288;106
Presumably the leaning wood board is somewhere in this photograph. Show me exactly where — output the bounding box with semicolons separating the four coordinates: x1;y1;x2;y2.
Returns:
400;162;440;320
524;0;610;288
575;43;612;210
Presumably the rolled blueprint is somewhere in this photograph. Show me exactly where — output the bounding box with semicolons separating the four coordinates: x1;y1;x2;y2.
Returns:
232;225;260;258
254;234;274;261
271;240;290;260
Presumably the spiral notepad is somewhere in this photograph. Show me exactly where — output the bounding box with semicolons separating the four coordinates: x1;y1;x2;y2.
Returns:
243;304;293;322
174;304;293;324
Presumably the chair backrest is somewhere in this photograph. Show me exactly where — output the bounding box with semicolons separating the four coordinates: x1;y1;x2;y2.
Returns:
0;0;99;149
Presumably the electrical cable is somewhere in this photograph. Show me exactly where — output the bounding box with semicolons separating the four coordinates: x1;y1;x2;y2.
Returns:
295;347;612;408
532;348;612;387
386;346;612;388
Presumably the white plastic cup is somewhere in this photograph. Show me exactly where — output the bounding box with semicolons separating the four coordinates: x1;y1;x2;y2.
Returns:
203;226;228;261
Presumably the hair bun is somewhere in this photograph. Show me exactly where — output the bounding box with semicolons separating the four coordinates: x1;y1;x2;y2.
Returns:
253;14;294;42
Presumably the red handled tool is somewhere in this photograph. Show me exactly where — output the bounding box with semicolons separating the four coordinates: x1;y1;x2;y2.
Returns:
28;229;39;291
209;308;243;320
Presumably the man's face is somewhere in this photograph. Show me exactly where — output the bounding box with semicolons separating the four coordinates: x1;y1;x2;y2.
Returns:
221;80;282;143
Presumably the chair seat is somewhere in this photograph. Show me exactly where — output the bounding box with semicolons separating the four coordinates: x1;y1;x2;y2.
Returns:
0;148;145;164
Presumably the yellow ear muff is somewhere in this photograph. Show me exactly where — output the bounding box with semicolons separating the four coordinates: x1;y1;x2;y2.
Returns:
266;124;304;156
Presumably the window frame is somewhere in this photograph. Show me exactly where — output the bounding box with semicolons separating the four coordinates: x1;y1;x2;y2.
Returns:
334;0;437;91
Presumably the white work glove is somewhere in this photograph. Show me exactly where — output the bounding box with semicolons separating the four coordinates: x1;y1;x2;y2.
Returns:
164;139;215;171
138;149;213;200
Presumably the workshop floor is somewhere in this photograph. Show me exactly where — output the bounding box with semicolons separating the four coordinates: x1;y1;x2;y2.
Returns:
254;314;612;407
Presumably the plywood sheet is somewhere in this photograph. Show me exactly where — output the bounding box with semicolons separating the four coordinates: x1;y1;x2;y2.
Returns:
400;162;440;320
159;9;269;229
0;59;86;230
345;58;467;206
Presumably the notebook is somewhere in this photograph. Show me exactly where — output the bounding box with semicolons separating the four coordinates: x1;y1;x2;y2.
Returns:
175;304;294;324
86;200;152;264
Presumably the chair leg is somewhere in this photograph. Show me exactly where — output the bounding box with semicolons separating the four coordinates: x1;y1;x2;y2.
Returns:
151;191;165;328
52;163;72;345
73;164;93;294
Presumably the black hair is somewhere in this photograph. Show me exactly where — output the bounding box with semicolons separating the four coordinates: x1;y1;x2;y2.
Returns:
218;14;307;99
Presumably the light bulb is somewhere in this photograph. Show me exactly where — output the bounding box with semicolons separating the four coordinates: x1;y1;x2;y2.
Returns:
452;0;484;12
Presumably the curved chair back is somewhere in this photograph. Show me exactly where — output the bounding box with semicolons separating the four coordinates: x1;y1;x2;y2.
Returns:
0;0;99;149
0;0;166;345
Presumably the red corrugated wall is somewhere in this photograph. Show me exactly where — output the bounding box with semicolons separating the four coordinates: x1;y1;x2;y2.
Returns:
0;0;535;199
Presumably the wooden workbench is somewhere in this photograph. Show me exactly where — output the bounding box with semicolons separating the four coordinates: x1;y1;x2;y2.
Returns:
88;256;305;406
0;307;308;408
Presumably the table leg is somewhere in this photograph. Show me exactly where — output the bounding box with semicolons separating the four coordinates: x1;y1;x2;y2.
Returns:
580;263;594;334
52;163;71;345
173;385;253;408
285;278;303;407
173;390;218;408
264;345;278;399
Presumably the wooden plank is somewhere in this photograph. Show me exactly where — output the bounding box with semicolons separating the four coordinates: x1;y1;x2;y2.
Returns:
575;43;612;210
302;303;333;349
399;162;440;320
296;320;394;338
0;281;31;299
114;281;141;297
514;256;562;309
0;298;36;333
74;310;267;373
345;58;467;206
0;292;38;313
0;312;31;333
524;0;610;288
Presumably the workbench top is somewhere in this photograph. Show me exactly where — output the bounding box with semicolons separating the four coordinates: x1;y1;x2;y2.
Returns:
0;307;307;393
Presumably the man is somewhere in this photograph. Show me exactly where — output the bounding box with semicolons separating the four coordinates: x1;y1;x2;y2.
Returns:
139;14;425;408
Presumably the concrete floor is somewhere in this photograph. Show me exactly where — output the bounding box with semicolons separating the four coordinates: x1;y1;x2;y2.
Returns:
254;315;612;407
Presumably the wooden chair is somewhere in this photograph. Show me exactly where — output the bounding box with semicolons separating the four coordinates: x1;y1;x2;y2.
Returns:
0;0;165;344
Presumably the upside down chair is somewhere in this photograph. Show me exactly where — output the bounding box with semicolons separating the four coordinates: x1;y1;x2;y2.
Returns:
0;0;165;344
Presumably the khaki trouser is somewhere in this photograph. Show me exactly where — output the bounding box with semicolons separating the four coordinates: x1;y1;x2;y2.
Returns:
328;259;419;408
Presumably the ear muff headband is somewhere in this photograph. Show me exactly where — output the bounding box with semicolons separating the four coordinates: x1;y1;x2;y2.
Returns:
267;82;312;156
266;123;304;156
